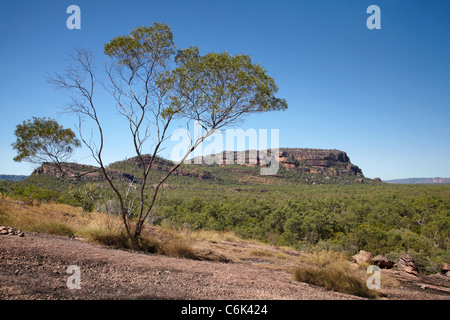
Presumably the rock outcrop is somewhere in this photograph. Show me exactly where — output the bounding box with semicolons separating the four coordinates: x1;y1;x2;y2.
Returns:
278;148;363;177
119;155;214;180
372;255;395;269
440;263;449;276
32;163;101;180
352;250;372;264
0;226;24;237
395;254;419;275
189;148;364;177
30;148;365;183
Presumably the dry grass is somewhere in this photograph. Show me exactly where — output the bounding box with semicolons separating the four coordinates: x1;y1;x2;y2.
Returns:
250;249;274;257
0;198;296;265
0;197;193;259
189;230;241;243
293;251;381;299
143;226;197;259
274;251;289;259
0;198;86;235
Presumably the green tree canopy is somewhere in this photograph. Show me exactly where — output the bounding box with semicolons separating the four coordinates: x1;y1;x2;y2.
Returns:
12;117;80;165
165;47;288;128
104;22;175;70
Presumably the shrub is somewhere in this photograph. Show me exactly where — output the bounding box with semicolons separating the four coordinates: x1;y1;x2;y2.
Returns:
87;229;160;253
13;185;59;205
157;240;196;259
250;249;274;257
293;251;380;299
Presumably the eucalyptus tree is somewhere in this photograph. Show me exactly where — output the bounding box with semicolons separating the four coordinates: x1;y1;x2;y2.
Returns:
41;22;286;241
12;117;81;173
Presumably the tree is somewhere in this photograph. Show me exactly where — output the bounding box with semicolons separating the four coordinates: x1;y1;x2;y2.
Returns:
167;47;287;127
46;22;287;242
12;117;80;170
69;183;102;214
11;117;101;178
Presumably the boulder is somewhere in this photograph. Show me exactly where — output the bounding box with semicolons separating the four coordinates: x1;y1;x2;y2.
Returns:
395;254;419;275
0;226;24;237
441;263;449;275
352;250;372;264
193;249;233;263
372;255;395;269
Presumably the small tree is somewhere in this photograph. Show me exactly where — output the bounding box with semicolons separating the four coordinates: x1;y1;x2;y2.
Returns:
69;183;100;214
36;22;286;242
69;182;121;215
0;183;10;199
12;117;81;171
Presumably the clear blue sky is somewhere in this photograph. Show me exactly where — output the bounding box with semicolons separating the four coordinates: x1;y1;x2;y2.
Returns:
1;0;449;180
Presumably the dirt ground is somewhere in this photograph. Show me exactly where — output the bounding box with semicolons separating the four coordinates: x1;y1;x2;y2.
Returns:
1;232;449;300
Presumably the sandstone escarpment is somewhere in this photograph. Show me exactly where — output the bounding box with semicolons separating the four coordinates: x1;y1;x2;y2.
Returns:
30;148;364;184
189;148;364;177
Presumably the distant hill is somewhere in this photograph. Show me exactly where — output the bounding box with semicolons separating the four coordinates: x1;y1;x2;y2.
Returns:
0;175;28;182
27;148;375;187
384;177;450;184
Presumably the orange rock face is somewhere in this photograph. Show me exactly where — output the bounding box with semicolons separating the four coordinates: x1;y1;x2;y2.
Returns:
190;148;364;177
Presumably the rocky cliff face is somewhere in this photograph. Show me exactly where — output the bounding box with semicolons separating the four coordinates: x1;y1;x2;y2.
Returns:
189;148;364;177
32;163;101;179
278;148;363;177
31;148;364;183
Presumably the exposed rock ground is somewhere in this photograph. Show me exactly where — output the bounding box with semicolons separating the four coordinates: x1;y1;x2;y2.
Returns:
1;232;449;300
0;232;357;300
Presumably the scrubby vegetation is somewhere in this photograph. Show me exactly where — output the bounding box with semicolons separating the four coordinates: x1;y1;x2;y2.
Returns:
156;183;449;274
1;176;448;299
1;171;449;275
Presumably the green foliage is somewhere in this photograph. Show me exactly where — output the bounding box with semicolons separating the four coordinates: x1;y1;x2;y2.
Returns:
157;183;450;273
0;180;12;198
12;117;80;164
167;46;287;128
13;174;84;206
93;22;288;239
68;183;103;214
104;22;175;69
13;184;59;205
